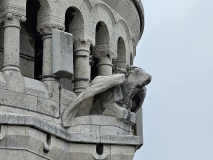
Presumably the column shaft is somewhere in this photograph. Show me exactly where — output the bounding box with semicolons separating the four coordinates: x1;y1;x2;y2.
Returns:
2;17;22;72
97;56;112;76
73;41;91;94
42;35;53;76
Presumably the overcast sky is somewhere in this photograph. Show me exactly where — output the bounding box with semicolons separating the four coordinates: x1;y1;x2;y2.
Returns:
134;0;213;159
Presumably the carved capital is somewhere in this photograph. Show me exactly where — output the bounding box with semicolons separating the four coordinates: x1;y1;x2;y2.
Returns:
37;16;65;32
0;6;26;25
92;44;117;59
37;23;64;33
74;39;92;53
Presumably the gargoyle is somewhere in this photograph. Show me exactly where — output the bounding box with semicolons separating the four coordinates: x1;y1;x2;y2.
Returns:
62;66;151;127
90;65;152;125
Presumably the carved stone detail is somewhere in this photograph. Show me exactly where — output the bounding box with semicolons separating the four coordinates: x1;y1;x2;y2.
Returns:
37;23;64;33
92;44;117;60
0;5;26;24
74;39;92;52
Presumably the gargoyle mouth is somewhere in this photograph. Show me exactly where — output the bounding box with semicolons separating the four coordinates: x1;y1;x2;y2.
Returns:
143;76;152;85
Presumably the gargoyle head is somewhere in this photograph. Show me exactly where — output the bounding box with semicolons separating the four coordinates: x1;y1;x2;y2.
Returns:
125;65;152;88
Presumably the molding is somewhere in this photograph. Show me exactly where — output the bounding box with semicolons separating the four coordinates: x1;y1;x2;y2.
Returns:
0;114;141;146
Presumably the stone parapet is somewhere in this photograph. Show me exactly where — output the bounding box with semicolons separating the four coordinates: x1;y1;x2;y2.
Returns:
0;114;141;146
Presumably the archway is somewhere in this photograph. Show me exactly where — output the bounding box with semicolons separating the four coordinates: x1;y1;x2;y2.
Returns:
20;0;41;79
113;37;126;69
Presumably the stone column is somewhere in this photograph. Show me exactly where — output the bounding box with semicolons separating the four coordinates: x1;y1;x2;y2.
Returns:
73;40;91;95
37;24;64;101
97;56;112;76
1;12;26;92
37;24;64;79
92;44;116;76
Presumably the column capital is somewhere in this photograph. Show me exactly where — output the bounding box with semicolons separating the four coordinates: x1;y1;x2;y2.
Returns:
92;44;117;59
37;23;64;33
0;12;26;26
0;5;26;23
74;39;92;53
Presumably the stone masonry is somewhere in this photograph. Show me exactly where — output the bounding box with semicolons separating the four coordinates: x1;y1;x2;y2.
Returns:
0;0;151;159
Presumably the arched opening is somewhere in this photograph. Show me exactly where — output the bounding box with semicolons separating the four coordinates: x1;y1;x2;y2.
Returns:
113;37;126;69
20;0;41;79
91;22;109;80
65;7;86;91
95;22;109;45
65;7;84;34
92;22;111;77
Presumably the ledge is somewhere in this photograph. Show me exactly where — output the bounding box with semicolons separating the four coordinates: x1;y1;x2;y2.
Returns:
0;114;141;146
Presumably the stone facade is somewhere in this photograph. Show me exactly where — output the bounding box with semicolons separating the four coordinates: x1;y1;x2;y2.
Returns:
0;0;151;159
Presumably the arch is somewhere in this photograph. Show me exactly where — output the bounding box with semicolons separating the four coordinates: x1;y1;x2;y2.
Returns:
20;0;41;79
95;21;110;45
91;3;116;46
37;0;51;21
95;3;116;25
117;19;131;42
65;7;84;38
113;37;127;69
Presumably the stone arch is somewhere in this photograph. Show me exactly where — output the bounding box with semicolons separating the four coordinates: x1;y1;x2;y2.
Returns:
55;0;95;44
37;0;51;28
95;21;110;45
20;0;41;79
95;3;116;25
113;37;127;69
117;19;131;42
91;3;116;47
65;7;84;40
114;19;135;66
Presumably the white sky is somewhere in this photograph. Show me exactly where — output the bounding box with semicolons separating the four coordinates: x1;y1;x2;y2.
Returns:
134;0;213;159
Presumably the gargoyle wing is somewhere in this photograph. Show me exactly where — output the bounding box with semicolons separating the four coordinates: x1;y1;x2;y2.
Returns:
62;74;125;127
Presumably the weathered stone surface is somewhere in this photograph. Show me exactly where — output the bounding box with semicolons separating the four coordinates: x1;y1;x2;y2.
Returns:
52;30;73;79
24;77;49;99
0;89;38;111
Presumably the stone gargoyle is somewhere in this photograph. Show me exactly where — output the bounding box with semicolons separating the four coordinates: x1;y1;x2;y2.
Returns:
62;65;151;127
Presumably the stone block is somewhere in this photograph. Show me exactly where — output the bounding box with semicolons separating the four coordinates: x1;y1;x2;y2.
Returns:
3;70;25;92
111;145;135;160
52;30;73;79
101;135;119;144
37;98;59;117
60;88;76;106
70;125;100;134
0;89;38;111
100;126;128;135
24;77;49;99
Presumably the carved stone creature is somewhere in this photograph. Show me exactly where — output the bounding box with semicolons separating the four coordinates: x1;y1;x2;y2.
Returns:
62;66;151;127
62;74;125;127
91;65;152;125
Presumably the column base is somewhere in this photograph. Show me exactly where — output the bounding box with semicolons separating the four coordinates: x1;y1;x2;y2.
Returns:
3;70;24;92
